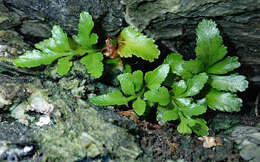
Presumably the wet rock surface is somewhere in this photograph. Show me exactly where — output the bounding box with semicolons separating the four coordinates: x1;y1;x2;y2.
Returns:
231;126;260;162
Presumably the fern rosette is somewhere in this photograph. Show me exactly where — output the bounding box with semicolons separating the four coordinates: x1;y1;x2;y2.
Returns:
14;12;103;78
91;19;248;136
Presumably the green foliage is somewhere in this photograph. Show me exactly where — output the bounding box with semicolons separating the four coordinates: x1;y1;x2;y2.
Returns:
90;65;170;116
144;86;170;106
80;52;104;78
161;75;208;136
13;11;248;136
90;91;129;106
195;19;227;68
133;97;146;115
158;19;248;135
13;12;103;78
206;88;242;112
90;19;248;136
13;12;161;78
14;12;246;137
145;64;170;90
209;74;248;92
57;56;73;75
207;56;240;74
180;73;208;97
72;12;98;48
118;26;160;62
165;19;248;113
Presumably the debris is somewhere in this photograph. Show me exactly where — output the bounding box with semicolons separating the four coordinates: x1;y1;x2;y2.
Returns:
28;91;54;115
118;109;138;123
36;115;51;126
198;136;223;148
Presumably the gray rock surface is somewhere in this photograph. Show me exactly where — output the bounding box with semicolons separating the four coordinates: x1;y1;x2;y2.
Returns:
2;0;125;36
231;126;260;162
0;122;34;161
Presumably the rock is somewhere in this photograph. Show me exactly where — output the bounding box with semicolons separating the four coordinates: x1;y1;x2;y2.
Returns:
123;0;260;86
0;29;39;77
124;0;260;57
0;142;33;162
0;75;28;109
241;57;260;87
173;134;235;161
0;121;33;144
28;90;54;115
209;113;240;134
3;0;259;58
36;100;142;161
20;20;52;39
0;121;35;161
10;102;32;125
0;0;21;29
79;132;101;158
11;89;54;126
0;0;259;161
0;30;30;57
231;126;260;162
35;115;51;126
2;0;125;36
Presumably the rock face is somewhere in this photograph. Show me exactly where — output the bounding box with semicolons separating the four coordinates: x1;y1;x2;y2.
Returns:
231;126;260;162
2;0;125;36
36;101;142;161
124;0;260;56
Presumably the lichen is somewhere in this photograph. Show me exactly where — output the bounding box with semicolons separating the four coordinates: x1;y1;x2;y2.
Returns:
36;99;142;161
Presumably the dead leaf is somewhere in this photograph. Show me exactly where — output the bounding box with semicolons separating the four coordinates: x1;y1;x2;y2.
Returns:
117;109;138;123
166;136;178;154
198;136;223;148
102;38;119;59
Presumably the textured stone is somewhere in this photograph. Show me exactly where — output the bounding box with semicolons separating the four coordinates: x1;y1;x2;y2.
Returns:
0;0;21;29
20;20;52;38
231;126;260;162
36;100;142;161
3;0;125;37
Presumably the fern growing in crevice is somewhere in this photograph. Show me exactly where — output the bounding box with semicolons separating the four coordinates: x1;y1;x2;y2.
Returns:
90;19;248;136
14;12;160;78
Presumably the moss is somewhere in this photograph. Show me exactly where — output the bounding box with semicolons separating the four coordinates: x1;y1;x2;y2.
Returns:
36;100;141;161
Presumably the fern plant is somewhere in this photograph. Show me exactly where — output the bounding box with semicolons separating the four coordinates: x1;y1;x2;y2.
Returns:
163;20;248;112
90;64;170;115
14;12;103;78
13;12;160;78
90;19;248;136
13;11;248;136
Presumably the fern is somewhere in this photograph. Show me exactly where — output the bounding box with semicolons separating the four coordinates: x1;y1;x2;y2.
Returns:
90;19;248;136
13;12;103;78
